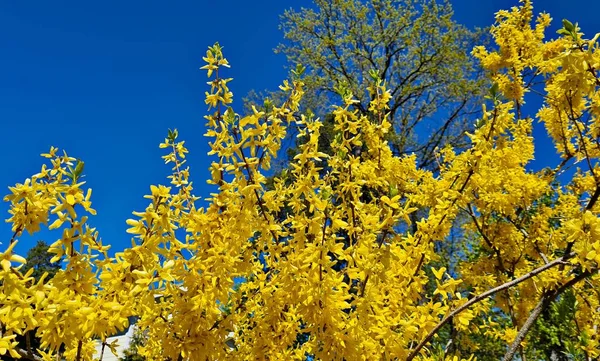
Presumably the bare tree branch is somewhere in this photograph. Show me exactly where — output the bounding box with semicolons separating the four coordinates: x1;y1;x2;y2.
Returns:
407;254;574;361
16;348;43;361
502;269;594;361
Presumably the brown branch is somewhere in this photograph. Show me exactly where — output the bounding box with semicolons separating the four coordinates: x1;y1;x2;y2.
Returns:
26;331;33;358
502;269;593;361
406;254;574;361
8;225;24;245
16;348;43;361
169;143;195;211
360;274;370;297
586;186;600;211
232;127;280;245
419;99;468;169
75;340;82;361
407;107;500;284
408;169;474;286
467;205;506;273
347;159;358;247
99;342;106;361
319;213;329;283
208;280;264;332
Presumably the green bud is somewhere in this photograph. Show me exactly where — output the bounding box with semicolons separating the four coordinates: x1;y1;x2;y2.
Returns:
73;160;85;178
334;133;342;143
475;118;487;129
213;42;223;55
167;128;179;142
263;98;273;112
292;63;306;79
368;68;380;82
489;82;499;98
280;169;288;180
334;81;350;98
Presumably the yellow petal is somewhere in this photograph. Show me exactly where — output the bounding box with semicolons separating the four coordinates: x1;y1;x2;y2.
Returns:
49;218;64;230
586;250;597;260
66;194;76;205
10;254;27;264
9;348;21;358
35;290;46;303
432;267;446;280
1;259;11;272
332;219;348;229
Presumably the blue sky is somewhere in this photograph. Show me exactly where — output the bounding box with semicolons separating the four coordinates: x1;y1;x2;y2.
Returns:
1;0;599;256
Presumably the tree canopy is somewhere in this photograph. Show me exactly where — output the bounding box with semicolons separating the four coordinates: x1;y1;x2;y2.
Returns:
1;1;600;361
21;241;61;282
273;0;488;168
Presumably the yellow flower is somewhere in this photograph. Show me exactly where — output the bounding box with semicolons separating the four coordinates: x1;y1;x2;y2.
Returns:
0;241;27;272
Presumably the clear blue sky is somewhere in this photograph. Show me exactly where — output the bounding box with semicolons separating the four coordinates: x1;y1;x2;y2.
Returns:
1;0;599;256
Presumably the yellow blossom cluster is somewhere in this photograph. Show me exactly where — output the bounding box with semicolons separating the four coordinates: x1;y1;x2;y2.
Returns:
1;2;600;360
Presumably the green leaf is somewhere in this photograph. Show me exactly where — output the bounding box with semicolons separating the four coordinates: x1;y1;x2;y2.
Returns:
489;82;499;98
224;106;236;124
562;19;574;32
292;63;306;79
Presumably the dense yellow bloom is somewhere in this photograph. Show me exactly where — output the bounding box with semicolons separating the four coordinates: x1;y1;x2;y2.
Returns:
2;2;600;360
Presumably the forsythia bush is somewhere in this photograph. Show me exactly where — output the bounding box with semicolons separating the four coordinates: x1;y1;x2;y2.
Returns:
1;1;600;360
